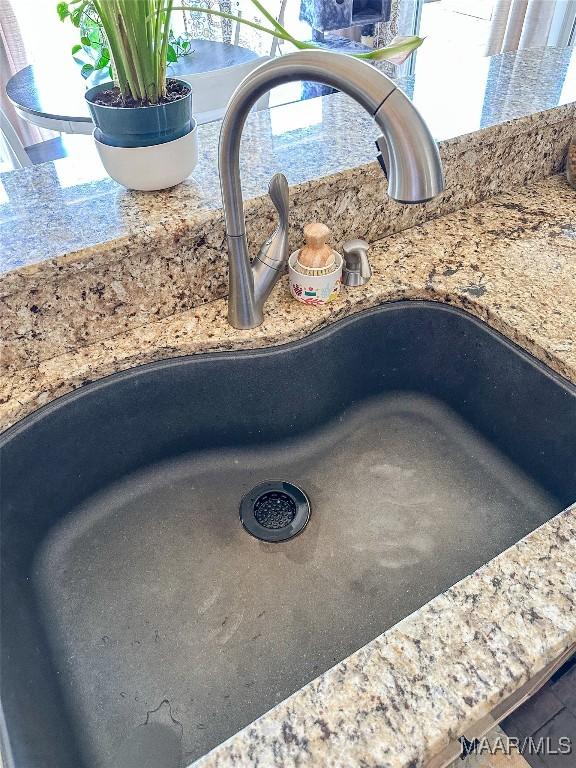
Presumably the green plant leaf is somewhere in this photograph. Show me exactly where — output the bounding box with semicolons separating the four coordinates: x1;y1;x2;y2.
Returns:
56;2;69;21
71;43;82;54
80;63;94;78
95;51;109;69
167;43;177;63
70;7;83;26
354;35;424;63
80;35;91;46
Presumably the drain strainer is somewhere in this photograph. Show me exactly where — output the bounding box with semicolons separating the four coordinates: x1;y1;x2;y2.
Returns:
240;481;311;542
254;491;296;529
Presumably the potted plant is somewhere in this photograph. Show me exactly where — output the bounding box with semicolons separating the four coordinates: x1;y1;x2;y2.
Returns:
59;0;197;190
59;0;423;191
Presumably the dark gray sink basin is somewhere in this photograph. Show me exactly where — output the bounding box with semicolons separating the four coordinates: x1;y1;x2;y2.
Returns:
1;302;575;768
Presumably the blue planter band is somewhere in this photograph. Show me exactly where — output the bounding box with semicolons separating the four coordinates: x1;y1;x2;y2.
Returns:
85;78;193;148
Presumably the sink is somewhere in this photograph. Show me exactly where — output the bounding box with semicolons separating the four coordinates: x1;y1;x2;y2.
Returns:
2;302;575;768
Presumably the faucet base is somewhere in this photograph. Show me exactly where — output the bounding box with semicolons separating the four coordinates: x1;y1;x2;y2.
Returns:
226;233;264;329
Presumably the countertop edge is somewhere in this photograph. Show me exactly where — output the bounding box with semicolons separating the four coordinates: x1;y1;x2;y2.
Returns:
1;92;575;286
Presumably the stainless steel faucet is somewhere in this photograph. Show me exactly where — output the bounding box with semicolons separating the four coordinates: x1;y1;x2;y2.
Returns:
218;49;444;330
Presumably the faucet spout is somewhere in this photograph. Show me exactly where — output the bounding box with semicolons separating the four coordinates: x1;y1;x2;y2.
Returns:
218;50;444;329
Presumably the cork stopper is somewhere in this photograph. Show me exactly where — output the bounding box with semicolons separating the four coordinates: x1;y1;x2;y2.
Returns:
298;223;335;269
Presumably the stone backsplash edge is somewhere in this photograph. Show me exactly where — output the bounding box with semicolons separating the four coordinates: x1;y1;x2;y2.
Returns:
1;108;574;373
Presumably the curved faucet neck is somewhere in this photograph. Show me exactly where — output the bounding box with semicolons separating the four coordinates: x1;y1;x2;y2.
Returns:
218;50;444;329
218;51;396;240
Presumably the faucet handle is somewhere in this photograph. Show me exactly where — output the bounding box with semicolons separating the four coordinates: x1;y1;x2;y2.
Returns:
342;239;371;287
268;173;289;215
256;173;289;269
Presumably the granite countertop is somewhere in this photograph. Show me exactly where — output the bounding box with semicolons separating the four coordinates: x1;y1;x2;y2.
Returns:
1;45;574;273
1;46;575;376
1;42;576;768
2;173;575;428
1;173;576;768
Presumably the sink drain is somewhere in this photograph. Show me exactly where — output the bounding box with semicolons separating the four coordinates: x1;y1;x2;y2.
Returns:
240;481;311;542
254;492;296;529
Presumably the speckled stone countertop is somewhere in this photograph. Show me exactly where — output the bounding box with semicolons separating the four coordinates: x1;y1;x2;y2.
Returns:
3;173;575;427
2;46;575;374
1;42;576;768
1;45;574;273
1;173;575;768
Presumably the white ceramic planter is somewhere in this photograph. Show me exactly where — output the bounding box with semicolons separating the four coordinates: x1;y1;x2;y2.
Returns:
288;250;343;306
93;120;198;191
